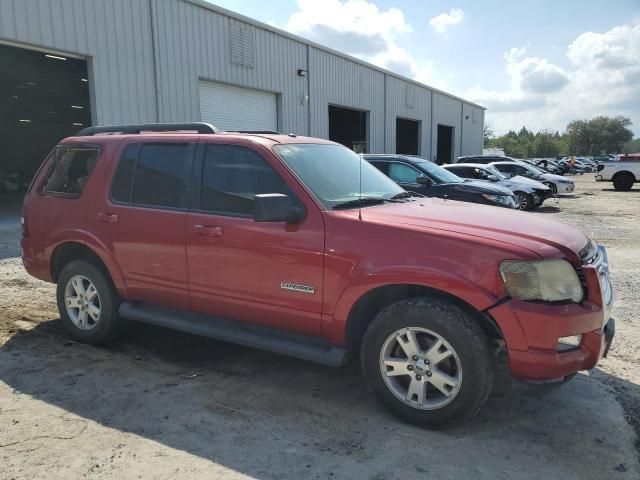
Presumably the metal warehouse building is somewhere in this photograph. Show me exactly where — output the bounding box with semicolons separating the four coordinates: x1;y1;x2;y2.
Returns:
0;0;485;181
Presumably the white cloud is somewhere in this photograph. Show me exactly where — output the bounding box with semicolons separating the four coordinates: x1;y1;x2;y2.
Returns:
467;20;640;134
429;8;464;34
279;0;445;87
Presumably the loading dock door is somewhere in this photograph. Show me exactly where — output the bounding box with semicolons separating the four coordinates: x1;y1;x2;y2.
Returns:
0;44;91;189
199;81;277;132
328;105;368;153
436;124;454;164
396;118;420;155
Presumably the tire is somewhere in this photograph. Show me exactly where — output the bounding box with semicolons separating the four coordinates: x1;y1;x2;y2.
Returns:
515;191;532;210
360;297;493;428
56;260;126;344
613;172;634;191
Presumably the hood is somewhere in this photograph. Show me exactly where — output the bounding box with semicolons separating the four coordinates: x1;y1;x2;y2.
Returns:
541;173;573;183
363;199;588;262
511;175;550;190
458;180;514;196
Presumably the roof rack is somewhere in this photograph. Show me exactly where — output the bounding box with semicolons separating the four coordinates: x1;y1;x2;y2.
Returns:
76;122;219;136
225;130;282;134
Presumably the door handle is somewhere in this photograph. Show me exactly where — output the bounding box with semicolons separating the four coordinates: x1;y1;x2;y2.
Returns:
194;224;223;237
97;213;119;223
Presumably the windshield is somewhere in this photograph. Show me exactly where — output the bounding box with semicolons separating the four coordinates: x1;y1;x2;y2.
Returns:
273;144;404;209
483;165;508;181
520;162;544;175
415;161;463;184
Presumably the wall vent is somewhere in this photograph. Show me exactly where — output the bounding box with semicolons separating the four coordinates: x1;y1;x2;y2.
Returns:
230;23;255;68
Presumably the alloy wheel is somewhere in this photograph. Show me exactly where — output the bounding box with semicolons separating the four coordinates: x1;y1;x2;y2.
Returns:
379;327;462;410
64;275;101;330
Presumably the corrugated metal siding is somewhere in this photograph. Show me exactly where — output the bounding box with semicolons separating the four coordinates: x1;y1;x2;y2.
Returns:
199;80;277;131
431;92;463;161
0;0;157;124
308;47;385;152
461;103;484;156
385;76;431;156
0;0;483;154
150;0;308;134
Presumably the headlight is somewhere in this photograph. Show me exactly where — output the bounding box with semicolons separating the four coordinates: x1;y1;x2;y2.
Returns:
483;194;513;206
499;259;583;302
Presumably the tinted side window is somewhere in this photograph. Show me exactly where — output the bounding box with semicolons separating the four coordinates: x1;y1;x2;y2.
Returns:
388;163;420;184
131;144;193;208
110;144;138;202
42;147;100;195
370;161;389;175
449;167;470;178
201;144;293;216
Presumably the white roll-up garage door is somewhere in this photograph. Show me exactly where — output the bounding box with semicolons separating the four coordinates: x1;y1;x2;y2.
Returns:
199;81;278;132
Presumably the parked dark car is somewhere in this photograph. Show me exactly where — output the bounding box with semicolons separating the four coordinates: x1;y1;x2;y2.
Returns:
444;163;546;210
363;155;518;209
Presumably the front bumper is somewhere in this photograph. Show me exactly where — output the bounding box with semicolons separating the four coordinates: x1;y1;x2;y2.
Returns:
557;182;574;194
489;246;614;381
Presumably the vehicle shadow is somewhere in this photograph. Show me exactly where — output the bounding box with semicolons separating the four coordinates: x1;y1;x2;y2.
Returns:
535;205;562;213
601;189;640;193
0;319;637;478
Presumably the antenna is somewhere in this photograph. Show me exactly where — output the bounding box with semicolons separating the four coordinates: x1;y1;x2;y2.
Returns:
358;153;363;221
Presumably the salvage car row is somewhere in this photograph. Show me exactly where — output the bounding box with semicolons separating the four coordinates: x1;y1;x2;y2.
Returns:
361;154;574;210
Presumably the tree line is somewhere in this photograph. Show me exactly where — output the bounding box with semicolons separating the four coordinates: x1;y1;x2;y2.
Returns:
484;116;639;158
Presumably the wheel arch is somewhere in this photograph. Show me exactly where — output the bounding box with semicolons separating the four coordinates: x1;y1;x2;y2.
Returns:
344;283;503;350
50;241;126;297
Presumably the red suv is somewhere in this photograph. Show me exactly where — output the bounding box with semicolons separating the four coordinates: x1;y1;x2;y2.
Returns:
22;123;615;427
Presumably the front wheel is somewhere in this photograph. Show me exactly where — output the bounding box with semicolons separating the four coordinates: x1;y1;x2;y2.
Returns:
360;297;493;428
613;172;634;191
515;191;532;210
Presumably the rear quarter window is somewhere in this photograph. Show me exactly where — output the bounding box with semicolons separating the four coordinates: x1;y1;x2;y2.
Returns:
41;147;100;195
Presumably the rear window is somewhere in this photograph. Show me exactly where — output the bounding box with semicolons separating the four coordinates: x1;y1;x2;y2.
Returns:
110;143;194;209
42;147;100;195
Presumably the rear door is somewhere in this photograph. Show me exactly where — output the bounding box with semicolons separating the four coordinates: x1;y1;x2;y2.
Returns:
185;142;325;336
99;141;195;310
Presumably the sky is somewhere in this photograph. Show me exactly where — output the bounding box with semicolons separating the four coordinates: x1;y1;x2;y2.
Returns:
208;0;640;136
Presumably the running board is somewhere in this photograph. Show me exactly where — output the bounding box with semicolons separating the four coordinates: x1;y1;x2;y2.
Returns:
119;302;348;367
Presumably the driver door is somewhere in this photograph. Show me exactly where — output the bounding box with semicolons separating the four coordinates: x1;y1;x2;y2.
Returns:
185;142;325;337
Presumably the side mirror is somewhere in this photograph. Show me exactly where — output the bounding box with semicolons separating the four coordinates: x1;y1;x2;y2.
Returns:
416;176;432;186
487;174;498;181
253;194;303;223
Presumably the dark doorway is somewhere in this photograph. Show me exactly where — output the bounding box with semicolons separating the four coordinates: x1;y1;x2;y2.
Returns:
328;105;368;153
0;44;91;193
436;124;454;165
396;118;420;155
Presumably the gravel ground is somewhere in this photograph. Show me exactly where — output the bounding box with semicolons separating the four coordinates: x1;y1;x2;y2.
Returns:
0;176;638;480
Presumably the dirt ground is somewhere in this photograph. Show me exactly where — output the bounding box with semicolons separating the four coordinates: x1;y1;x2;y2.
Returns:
0;176;638;480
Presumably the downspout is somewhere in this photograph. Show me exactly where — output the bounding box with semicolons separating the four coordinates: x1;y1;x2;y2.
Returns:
149;0;161;122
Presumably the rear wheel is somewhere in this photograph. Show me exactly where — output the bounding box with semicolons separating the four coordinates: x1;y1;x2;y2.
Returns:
360;297;493;428
515;191;531;210
613;172;634;191
56;260;126;344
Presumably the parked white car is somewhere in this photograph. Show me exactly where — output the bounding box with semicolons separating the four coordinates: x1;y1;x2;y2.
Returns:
595;154;640;190
490;161;575;195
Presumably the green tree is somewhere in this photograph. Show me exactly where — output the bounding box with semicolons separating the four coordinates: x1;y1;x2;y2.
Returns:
483;123;495;145
567;116;633;154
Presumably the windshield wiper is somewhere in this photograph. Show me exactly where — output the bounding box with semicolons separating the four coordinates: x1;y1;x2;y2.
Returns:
389;191;424;199
332;197;398;210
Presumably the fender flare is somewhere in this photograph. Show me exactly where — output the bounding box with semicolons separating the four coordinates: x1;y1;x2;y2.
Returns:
326;266;501;344
46;229;128;298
